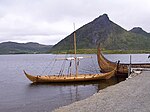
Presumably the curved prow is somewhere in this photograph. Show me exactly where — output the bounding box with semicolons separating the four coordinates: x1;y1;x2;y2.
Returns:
97;48;116;73
97;48;129;74
23;70;37;83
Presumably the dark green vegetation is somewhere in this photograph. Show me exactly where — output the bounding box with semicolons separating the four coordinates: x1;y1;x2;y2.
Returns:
52;49;97;54
51;14;150;53
1;14;150;54
51;49;150;54
0;42;52;54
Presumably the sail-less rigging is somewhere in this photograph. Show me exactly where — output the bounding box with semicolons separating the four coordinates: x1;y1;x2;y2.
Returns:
24;24;116;83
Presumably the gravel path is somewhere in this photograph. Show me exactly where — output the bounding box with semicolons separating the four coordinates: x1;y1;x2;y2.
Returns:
53;71;150;112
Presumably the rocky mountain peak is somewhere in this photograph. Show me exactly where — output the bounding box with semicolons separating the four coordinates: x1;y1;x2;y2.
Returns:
93;14;110;26
130;27;149;37
52;14;150;51
99;14;109;20
130;27;144;32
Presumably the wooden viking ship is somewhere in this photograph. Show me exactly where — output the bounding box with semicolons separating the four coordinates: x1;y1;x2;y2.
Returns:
97;48;150;74
24;69;116;83
24;24;116;83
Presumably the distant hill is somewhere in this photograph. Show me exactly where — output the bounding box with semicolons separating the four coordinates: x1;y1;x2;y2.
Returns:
130;27;150;37
51;14;150;51
0;42;52;54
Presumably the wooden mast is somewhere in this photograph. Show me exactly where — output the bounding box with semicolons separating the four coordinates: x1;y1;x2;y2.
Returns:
73;23;78;77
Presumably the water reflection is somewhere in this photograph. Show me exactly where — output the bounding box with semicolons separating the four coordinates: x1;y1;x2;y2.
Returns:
28;76;126;90
24;76;126;112
0;54;130;112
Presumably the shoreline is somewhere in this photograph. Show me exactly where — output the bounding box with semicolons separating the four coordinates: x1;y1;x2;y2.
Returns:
50;49;150;54
53;71;150;112
1;49;150;55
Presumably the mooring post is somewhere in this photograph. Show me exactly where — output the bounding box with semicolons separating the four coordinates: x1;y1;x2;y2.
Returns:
116;60;120;75
128;55;132;77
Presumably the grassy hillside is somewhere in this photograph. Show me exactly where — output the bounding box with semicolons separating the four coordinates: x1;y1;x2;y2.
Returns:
51;14;150;52
0;42;52;54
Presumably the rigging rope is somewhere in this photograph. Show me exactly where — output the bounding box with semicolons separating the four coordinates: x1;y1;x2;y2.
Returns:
78;56;100;74
40;54;57;76
59;58;66;75
59;35;75;76
67;60;72;76
39;33;74;76
48;57;57;74
59;49;71;76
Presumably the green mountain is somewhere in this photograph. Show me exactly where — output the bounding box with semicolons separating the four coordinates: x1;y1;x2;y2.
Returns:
51;14;150;52
130;27;150;37
0;42;52;54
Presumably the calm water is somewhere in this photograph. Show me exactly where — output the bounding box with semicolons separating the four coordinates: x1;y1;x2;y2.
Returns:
0;53;149;112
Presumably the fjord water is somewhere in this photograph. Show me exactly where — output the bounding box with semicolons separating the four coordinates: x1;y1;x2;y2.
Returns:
0;54;149;112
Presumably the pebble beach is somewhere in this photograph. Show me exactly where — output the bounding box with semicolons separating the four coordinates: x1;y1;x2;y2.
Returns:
53;71;150;112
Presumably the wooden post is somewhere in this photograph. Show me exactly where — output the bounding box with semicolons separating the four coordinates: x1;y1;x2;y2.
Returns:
128;55;132;77
117;60;120;74
73;23;78;77
69;60;72;76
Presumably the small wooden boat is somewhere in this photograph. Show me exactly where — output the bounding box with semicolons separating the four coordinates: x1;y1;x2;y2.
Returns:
24;24;116;83
24;68;116;83
97;48;150;74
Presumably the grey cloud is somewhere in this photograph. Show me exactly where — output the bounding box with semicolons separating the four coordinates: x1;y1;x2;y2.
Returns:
0;0;150;45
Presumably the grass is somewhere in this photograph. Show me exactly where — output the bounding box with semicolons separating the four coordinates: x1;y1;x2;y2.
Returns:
50;49;150;54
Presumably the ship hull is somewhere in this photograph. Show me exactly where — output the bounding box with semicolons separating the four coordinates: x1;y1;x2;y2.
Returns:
24;69;116;83
97;48;150;74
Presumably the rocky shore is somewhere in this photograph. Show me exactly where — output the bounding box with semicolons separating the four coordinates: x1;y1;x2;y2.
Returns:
53;71;150;112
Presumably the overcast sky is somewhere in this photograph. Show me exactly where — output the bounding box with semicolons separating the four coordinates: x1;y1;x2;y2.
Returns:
0;0;150;45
